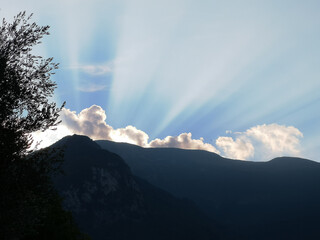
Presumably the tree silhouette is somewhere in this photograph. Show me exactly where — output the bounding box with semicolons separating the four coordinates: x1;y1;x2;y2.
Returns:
0;11;64;164
0;12;89;239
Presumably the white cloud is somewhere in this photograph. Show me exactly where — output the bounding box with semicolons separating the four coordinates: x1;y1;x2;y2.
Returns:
31;105;218;153
68;62;113;76
109;125;149;146
149;133;220;154
216;124;303;161
80;63;113;76
60;105;114;140
59;106;218;152
216;136;254;160
81;64;112;76
78;83;107;92
31;106;303;161
245;124;303;155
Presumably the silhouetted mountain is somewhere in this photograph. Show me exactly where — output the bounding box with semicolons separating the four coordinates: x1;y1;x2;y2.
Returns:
97;140;320;239
51;135;219;240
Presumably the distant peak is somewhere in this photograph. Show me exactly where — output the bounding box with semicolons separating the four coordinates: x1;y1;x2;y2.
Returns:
53;134;100;149
268;156;317;165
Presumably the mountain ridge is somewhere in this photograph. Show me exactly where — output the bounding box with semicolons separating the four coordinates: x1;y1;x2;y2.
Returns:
50;134;220;240
96;137;320;240
96;138;318;164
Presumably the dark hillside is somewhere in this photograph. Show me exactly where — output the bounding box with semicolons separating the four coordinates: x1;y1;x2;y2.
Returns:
51;135;220;240
97;139;320;239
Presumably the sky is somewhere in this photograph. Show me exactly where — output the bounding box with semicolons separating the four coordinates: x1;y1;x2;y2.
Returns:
1;0;320;161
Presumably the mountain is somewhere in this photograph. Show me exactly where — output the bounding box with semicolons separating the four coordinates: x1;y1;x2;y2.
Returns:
97;139;320;239
51;135;219;240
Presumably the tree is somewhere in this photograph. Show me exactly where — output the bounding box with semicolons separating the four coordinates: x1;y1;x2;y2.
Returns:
0;11;63;164
0;12;88;240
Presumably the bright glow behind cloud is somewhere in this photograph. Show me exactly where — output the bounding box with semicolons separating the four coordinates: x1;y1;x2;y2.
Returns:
32;105;303;161
58;105;217;152
2;1;320;160
32;105;220;153
31;125;73;150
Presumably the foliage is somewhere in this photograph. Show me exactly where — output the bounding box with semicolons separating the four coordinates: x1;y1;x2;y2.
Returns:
0;11;64;165
0;12;89;240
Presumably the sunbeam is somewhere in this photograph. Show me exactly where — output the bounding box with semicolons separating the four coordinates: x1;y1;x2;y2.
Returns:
1;0;320;161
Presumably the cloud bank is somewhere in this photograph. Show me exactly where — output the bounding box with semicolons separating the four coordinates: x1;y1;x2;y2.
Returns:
32;105;303;161
216;124;303;160
58;105;218;153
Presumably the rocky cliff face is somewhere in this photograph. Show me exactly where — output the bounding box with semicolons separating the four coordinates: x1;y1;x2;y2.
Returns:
51;135;219;240
52;135;146;239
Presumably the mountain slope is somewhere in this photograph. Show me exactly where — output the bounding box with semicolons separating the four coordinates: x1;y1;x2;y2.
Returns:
97;139;320;239
51;135;219;240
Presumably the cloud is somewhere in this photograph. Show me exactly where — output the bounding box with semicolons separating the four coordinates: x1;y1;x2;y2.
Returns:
245;124;303;155
59;105;146;145
80;63;112;76
216;124;303;161
216;136;254;160
109;126;149;147
31;105;303;161
32;105;218;153
66;62;113;92
68;62;113;76
149;133;220;154
59;106;218;152
78;83;107;92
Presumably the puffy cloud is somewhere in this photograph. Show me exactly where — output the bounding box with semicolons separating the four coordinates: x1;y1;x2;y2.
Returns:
149;133;220;154
216;136;254;160
245;124;303;155
216;124;303;161
109;126;149;147
59;105;111;139
31;105;303;161
60;105;149;146
31;105;218;153
59;106;218;152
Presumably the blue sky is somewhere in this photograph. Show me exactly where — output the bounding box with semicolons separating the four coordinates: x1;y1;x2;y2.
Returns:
2;0;320;161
